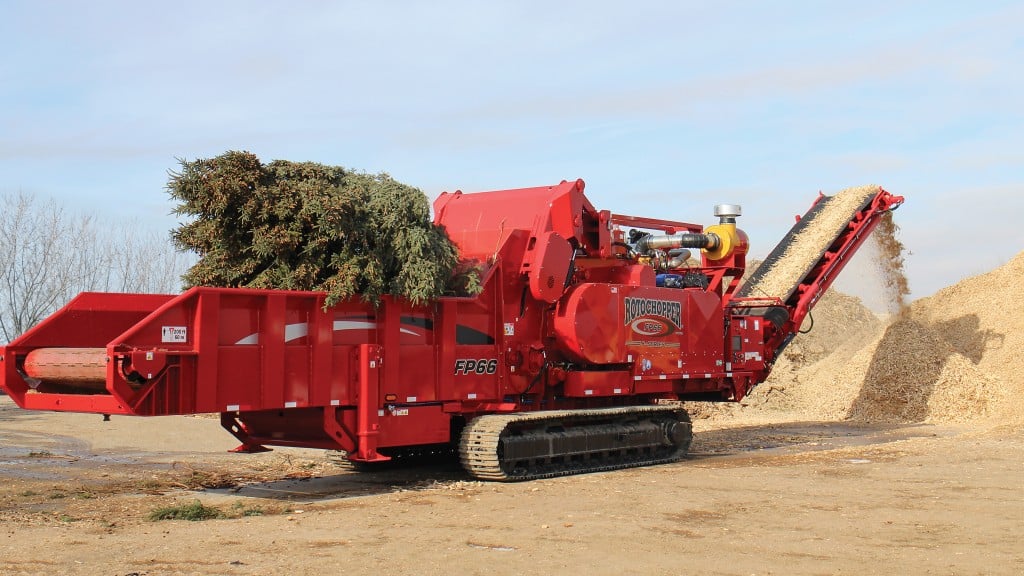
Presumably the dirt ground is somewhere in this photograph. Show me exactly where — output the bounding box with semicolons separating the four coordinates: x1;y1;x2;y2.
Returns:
1;396;1022;576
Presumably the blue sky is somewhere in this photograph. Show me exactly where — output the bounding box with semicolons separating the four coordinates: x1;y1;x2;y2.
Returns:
2;1;1021;300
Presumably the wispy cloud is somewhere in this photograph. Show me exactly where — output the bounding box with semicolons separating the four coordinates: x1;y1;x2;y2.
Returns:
0;1;1021;299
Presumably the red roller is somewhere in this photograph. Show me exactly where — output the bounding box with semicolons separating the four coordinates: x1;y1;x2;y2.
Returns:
23;348;108;389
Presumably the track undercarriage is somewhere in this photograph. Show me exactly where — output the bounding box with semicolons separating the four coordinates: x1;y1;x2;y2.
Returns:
459;406;692;481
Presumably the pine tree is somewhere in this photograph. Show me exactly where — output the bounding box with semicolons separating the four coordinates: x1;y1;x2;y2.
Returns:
168;151;480;306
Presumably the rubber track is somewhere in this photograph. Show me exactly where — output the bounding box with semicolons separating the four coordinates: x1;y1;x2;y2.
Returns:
459;406;691;481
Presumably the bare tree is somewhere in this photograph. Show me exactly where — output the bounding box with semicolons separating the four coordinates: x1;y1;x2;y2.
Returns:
102;224;193;294
0;191;193;343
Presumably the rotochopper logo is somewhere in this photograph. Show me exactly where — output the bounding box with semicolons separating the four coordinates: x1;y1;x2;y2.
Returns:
624;297;682;339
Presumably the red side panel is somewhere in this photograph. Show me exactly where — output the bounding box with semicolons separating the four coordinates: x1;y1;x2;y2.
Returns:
563;371;632;398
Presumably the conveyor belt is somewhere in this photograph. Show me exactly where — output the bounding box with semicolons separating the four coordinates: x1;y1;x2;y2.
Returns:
736;185;881;302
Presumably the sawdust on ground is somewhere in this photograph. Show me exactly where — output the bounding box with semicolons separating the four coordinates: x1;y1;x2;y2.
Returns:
2;396;1023;576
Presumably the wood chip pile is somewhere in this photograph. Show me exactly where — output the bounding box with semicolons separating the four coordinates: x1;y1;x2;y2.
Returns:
168;151;480;307
746;247;1024;427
